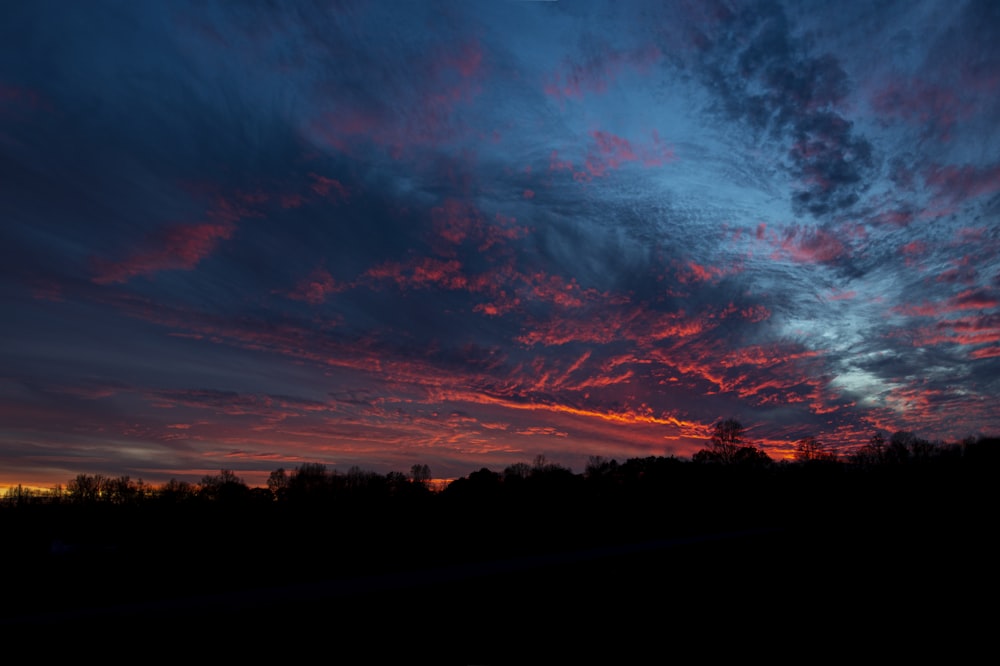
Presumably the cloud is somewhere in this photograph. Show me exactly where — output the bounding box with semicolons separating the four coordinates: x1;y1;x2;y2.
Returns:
287;267;343;304
3;0;1000;487
925;163;1000;208
92;221;237;285
543;42;662;102
307;35;489;160
690;1;874;218
769;225;849;265
870;77;968;141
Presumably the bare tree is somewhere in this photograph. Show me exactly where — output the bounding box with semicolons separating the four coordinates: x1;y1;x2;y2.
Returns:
199;469;248;502
267;467;288;500
410;463;432;487
67;473;105;503
694;419;771;465
850;432;887;467
794;437;837;463
3;484;35;507
708;418;746;464
287;463;329;502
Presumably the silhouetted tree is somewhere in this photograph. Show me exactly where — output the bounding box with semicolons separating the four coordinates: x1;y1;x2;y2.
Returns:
907;436;937;462
732;445;772;466
410;464;432;487
693;418;746;464
104;475;140;505
584;456;620;485
963;435;1000;465
694;419;771;465
444;467;502;500
529;457;573;480
385;471;411;496
287;463;330;503
345;465;365;490
794;437;838;463
851;432;887;467
502;462;532;482
886;430;936;464
3;484;35;507
531;454;546;469
267;467;288;500
67;473;104;503
199;469;249;502
886;431;914;465
158;478;196;503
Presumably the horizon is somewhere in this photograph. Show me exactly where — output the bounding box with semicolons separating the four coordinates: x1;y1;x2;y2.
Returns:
2;1;999;490
2;427;992;495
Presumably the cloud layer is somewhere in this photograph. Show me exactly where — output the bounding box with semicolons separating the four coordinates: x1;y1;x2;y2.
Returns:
2;0;998;487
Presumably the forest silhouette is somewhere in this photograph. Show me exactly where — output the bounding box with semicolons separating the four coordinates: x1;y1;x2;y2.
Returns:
2;425;997;659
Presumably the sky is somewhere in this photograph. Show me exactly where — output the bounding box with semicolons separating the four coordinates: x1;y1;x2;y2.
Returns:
2;0;999;489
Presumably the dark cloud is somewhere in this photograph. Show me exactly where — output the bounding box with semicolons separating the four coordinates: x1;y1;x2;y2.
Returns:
687;0;875;219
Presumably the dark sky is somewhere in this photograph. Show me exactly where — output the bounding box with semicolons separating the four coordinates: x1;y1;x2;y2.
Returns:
2;0;999;488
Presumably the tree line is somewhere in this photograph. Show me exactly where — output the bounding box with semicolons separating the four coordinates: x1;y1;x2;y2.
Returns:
4;421;996;508
2;420;995;629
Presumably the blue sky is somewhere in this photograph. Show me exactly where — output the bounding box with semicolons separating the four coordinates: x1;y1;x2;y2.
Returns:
2;0;999;487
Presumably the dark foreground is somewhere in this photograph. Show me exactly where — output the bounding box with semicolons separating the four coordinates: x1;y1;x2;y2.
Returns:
4;457;997;660
3;514;994;661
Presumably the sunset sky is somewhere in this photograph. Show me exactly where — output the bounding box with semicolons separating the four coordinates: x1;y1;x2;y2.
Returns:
2;0;999;489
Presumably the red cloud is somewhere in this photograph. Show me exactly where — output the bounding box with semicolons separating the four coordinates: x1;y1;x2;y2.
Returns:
288;267;344;304
549;150;574;173
953;288;999;311
473;296;520;318
91;191;267;284
430;199;529;252
645;336;832;415
366;258;470;291
971;346;1000;359
363;252;618;319
309;173;350;200
515;298;765;349
870;77;968;140
872;209;915;227
525;272;599;309
898;310;1000;356
577;130;677;180
900;240;927;256
676;261;727;285
309;40;486;160
543;44;661;101
720;344;821;369
84;284;862;467
900;240;928;266
548;132;676;183
92;221;236;285
584;131;639;178
894;288;998;318
925;163;1000;206
771;225;848;264
514;426;568;437
826;289;856;301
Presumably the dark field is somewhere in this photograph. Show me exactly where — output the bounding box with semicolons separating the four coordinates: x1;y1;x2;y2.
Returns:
3;460;995;662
